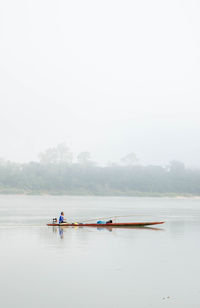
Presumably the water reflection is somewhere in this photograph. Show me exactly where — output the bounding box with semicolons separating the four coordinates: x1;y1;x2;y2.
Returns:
55;225;164;238
52;226;57;233
58;227;64;239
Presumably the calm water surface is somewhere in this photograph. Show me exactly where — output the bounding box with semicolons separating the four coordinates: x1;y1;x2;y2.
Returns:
0;195;200;308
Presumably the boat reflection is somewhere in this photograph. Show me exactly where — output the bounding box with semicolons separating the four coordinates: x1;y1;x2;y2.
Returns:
56;225;164;238
96;226;163;231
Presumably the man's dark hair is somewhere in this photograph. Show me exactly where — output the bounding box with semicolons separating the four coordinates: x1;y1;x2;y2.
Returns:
61;211;64;215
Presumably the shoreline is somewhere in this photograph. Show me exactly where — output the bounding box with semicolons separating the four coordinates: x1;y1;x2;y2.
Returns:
0;189;200;198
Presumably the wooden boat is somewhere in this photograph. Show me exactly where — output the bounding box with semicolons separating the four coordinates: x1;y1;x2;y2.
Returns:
47;221;164;227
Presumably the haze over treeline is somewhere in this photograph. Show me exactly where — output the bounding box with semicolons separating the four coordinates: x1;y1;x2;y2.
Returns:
1;1;200;168
0;144;200;196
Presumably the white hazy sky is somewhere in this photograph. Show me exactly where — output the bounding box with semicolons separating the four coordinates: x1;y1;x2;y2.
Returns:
0;0;200;166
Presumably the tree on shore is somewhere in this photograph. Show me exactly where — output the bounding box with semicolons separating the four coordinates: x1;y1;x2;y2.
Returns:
77;151;96;166
121;152;138;166
39;143;73;164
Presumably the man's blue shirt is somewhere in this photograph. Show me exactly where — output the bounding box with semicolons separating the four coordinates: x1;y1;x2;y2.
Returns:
59;215;64;223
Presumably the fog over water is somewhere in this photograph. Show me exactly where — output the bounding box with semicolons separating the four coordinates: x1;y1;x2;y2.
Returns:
0;0;200;166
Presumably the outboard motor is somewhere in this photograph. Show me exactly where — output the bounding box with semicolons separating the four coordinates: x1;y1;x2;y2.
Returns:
52;218;57;224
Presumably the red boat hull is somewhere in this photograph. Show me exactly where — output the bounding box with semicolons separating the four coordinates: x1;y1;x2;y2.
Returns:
47;222;164;227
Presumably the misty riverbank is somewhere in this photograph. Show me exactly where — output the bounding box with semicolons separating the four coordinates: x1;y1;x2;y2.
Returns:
1;161;200;197
0;188;200;198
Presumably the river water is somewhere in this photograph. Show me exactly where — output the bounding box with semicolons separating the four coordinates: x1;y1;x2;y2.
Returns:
0;195;200;308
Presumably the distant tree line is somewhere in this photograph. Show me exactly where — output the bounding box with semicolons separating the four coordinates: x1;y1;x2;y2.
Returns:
0;144;199;196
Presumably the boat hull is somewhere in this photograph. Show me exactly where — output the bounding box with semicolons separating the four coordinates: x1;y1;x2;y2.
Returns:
47;222;164;227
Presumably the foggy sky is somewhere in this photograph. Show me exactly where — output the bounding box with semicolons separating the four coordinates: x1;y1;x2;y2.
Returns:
0;0;200;166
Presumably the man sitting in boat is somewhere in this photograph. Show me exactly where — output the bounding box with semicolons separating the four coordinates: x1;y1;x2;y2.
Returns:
59;212;67;224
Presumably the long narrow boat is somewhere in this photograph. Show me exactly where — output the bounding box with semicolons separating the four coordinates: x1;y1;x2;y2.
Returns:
47;221;164;227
